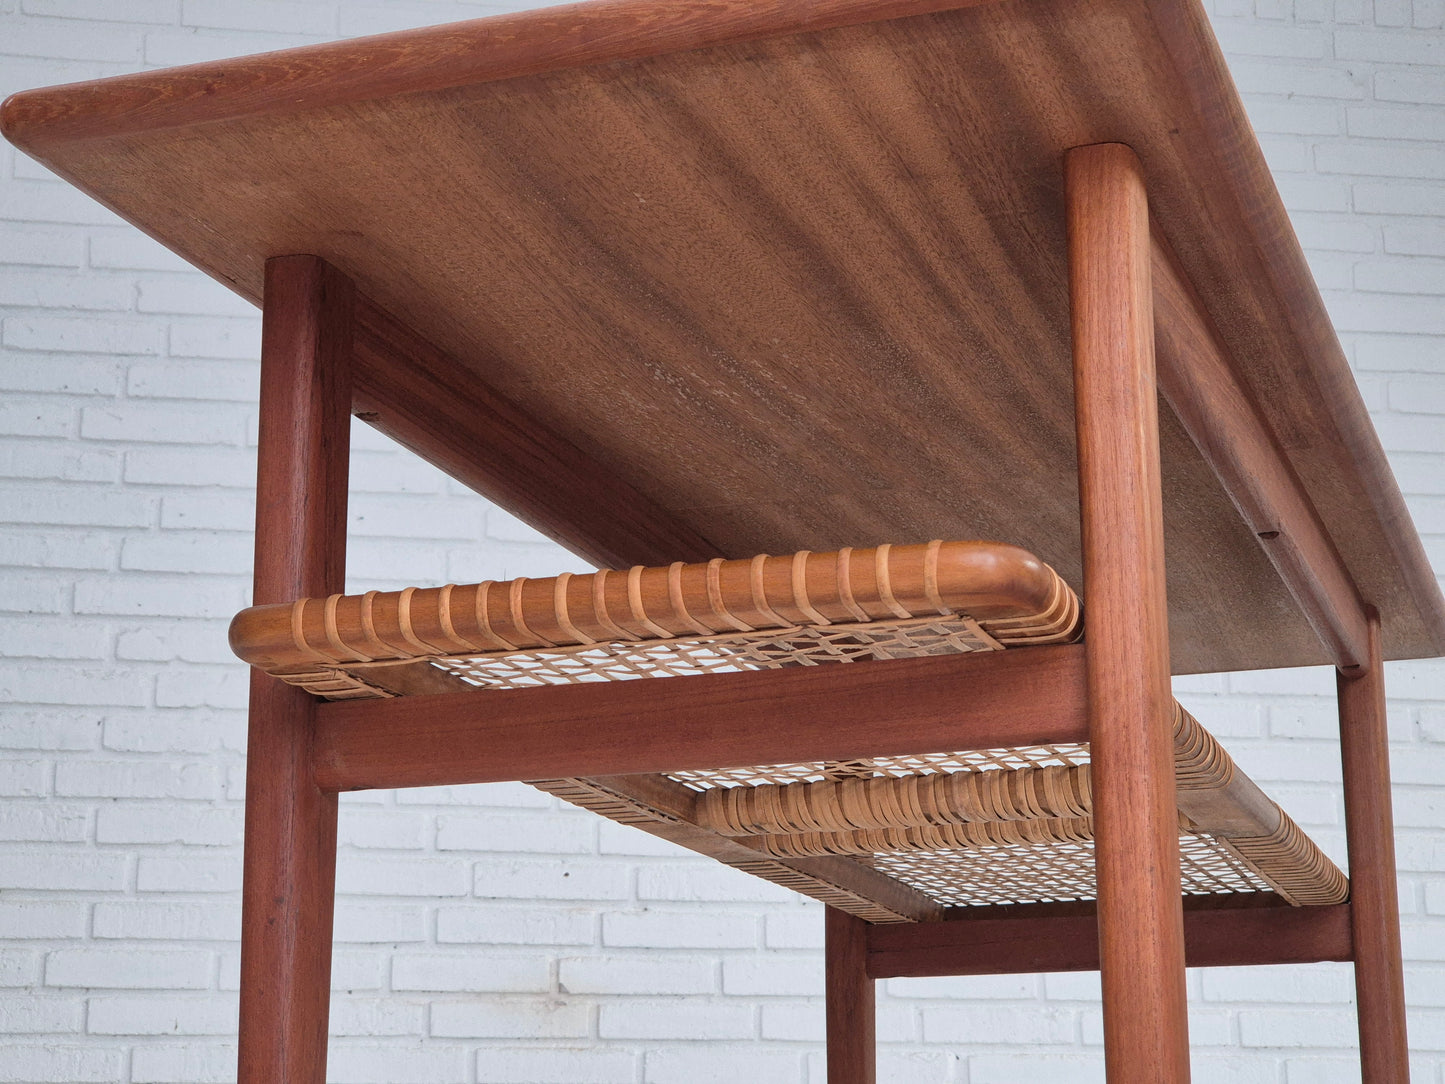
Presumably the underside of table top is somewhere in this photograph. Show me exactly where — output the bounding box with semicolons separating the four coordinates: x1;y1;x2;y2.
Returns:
4;0;1442;674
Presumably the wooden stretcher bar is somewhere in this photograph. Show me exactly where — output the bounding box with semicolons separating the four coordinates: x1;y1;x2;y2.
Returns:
311;644;1092;791
866;896;1355;978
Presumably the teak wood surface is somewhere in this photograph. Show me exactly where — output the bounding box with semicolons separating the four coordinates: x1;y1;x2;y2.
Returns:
4;0;1444;674
238;256;349;1084
1068;144;1190;1081
865;896;1354;978
826;908;876;1084
312;642;1090;792
1339;614;1412;1079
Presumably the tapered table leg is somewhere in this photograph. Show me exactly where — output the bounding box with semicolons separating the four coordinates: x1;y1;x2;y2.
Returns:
1339;612;1410;1082
237;254;354;1084
826;907;876;1084
1066;142;1191;1083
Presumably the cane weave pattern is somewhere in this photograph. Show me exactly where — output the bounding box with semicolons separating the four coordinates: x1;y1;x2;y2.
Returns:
667;744;1092;791
865;829;1274;907
428;615;1001;691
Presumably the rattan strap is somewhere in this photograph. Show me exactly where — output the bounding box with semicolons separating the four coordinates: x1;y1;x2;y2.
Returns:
751;816;1098;857
696;763;1092;835
229;540;1079;690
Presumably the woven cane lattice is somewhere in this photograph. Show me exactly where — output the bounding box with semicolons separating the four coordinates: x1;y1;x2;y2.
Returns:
868;829;1272;908
667;744;1092;790
871;837;1099;905
1177;832;1278;896
430;616;1001;691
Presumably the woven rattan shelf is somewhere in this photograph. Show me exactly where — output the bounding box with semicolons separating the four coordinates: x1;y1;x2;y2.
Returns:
230;540;1346;923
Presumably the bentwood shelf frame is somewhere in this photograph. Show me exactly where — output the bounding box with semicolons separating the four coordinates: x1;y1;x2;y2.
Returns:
4;1;1443;1081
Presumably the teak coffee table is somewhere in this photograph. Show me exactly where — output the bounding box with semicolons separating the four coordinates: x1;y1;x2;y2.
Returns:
5;0;1442;1081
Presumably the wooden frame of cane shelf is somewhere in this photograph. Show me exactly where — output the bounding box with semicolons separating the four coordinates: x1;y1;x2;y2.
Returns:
5;0;1443;1081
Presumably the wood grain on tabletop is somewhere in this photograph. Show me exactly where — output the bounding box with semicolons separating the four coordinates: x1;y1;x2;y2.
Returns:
351;297;721;569
4;0;1440;672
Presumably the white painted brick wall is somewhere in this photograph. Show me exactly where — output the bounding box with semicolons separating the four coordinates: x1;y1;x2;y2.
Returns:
1;0;1443;1081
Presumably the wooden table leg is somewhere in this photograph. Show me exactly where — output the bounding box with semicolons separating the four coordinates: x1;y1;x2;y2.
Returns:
1066;142;1191;1083
237;255;354;1084
1339;612;1410;1082
826;906;876;1084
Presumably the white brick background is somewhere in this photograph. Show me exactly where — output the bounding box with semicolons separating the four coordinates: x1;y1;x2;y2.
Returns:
0;0;1442;1081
